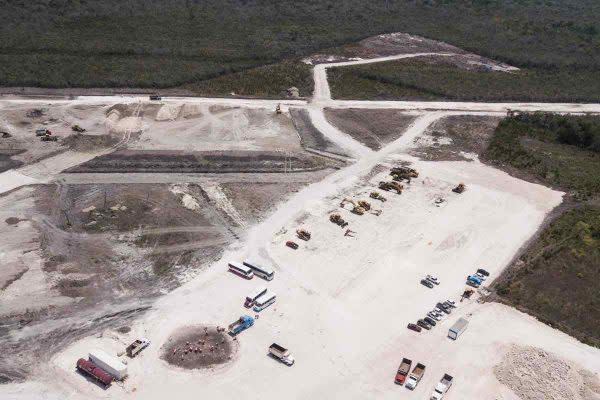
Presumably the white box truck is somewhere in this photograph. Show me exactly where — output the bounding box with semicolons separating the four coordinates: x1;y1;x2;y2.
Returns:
448;317;469;340
89;349;128;380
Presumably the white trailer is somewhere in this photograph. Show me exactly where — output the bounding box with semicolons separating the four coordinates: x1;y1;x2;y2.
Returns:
448;317;469;340
89;349;128;380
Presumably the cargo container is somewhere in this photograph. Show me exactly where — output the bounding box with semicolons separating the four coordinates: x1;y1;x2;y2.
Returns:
89;350;128;380
448;318;469;340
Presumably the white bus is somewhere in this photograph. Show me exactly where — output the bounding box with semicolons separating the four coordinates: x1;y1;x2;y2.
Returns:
243;260;275;281
253;291;276;312
244;286;267;308
228;261;254;280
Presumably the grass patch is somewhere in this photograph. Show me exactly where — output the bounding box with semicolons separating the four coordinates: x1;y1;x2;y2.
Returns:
182;60;313;98
1;0;599;91
482;113;600;199
494;206;600;348
328;59;600;102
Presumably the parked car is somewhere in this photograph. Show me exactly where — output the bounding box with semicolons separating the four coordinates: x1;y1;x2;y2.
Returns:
428;312;441;321
446;299;456;307
417;319;431;330
407;323;422;332
475;272;487;281
477;268;490;276
420;279;434;288
436;303;451;314
466;280;480;288
286;241;299;249
424;317;437;326
426;275;440;285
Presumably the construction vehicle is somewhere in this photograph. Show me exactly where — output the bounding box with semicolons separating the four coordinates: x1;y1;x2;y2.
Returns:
357;200;371;211
275;103;282;114
390;166;418;182
329;214;348;228
228;315;254;336
370;208;382;216
1;131;11;138
448;318;469;340
40;134;58;142
35;128;51;136
394;358;412;385
340;198;366;215
430;374;454;400
125;338;150;357
268;343;295;366
296;229;311;241
71;125;86;133
369;192;386;202
88;350;128;380
76;358;113;387
379;181;403;194
405;362;426;390
452;183;466;193
286;240;299;250
149;94;161;101
461;289;474;301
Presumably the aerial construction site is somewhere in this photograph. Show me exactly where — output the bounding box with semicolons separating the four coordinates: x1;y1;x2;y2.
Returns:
1;32;599;400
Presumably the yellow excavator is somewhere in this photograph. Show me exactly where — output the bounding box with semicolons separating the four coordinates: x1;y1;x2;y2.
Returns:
340;198;366;215
390;166;418;182
296;229;311;241
329;213;348;227
452;183;466;194
379;181;403;194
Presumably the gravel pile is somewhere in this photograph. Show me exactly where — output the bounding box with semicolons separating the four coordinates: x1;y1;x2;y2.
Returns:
494;345;600;400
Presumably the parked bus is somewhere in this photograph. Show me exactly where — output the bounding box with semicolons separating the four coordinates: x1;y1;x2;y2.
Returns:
243;260;275;281
228;262;254;280
253;291;276;312
244;286;267;308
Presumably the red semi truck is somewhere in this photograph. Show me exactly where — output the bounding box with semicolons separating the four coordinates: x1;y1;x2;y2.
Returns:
76;358;113;387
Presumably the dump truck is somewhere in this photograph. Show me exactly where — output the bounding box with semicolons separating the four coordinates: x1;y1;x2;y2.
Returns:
149;94;161;101
394;358;412;385
71;125;86;133
296;229;311;241
228;315;254;335
88;349;128;380
35;128;51;136
76;358;113;387
268;343;295;366
430;374;454;400
379;181;403;194
126;338;150;357
405;362;426;390
448;318;469;340
369;191;386;202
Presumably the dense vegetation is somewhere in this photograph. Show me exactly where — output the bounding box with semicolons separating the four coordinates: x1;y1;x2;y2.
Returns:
328;60;600;102
494;206;600;348
1;0;599;93
482;113;600;198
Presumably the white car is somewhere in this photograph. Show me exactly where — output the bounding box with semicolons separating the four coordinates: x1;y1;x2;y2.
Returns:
428;312;441;321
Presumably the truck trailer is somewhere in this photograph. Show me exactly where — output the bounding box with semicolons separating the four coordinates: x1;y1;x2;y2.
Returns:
88;349;128;380
448;317;469;340
76;358;113;387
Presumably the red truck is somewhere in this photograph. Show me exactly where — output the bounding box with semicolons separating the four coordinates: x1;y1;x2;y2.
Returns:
395;357;412;385
76;358;113;387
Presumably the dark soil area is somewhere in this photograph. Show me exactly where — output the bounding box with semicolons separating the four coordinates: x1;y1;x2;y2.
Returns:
324;108;417;150
492;206;600;348
410;115;501;161
289;108;347;157
66;150;332;173
0;150;25;172
161;325;238;370
61;133;120;152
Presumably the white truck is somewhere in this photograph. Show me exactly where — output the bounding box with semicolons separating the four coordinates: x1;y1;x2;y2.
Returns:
405;362;426;390
126;338;150;357
268;343;295;366
448;317;469;340
430;374;453;399
89;349;128;380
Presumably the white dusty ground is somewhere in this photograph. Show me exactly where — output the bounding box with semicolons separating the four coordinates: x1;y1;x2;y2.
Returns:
2;52;600;400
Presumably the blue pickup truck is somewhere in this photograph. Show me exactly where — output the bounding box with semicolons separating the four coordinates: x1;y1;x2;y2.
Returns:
228;315;254;335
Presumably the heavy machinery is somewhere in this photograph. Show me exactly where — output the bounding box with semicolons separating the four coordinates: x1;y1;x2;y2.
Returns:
268;343;295;366
40;134;58;142
35;128;51;136
126;338;150;357
228;315;254;336
340;198;366;215
369;191;386;202
275;103;282;114
452;183;466;194
329;214;348;227
379;181;403;194
296;229;311;241
390;166;418;182
149;94;162;101
71;125;86;133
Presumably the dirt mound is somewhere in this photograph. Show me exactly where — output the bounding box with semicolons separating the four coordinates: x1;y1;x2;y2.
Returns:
494;345;600;400
161;325;238;370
